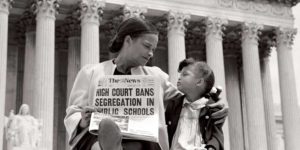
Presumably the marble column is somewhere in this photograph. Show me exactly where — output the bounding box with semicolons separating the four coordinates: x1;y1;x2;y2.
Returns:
20;11;36;109
276;27;300;150
260;50;278;150
0;0;12;148
241;22;268;150
33;0;58;149
66;17;81;100
225;56;244;150
167;11;190;84
63;17;81;150
67;36;80;98
205;17;230;150
239;64;250;150
23;30;36;109
79;0;105;67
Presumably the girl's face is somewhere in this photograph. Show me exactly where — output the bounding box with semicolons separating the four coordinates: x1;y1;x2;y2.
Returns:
126;33;158;66
177;65;202;94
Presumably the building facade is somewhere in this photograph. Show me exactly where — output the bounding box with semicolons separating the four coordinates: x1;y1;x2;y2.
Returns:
0;0;299;150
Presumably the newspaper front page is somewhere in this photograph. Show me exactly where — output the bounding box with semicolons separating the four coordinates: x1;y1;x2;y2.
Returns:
89;75;160;143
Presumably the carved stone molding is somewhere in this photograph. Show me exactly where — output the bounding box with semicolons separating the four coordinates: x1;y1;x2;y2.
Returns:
259;30;276;59
15;10;36;45
79;0;105;25
14;24;25;45
154;18;168;42
167;11;190;35
0;0;13;14
276;27;297;49
102;15;123;39
242;22;263;44
55;25;68;50
65;15;81;37
19;10;36;32
185;21;205;51
239;0;299;7
223;26;242;57
32;0;60;20
218;0;293;18
122;4;147;20
205;17;228;40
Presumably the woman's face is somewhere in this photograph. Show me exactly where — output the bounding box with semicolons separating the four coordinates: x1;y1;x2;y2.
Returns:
126;33;158;66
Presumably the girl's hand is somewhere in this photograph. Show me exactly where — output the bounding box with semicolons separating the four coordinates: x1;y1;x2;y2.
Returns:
79;106;95;128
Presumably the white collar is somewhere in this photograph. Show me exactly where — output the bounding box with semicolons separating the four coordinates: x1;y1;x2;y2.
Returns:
183;97;209;110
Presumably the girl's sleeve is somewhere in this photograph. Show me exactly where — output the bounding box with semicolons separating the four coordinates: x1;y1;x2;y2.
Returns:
64;64;95;147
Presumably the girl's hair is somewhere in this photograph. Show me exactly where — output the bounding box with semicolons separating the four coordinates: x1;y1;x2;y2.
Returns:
108;17;158;53
178;58;215;94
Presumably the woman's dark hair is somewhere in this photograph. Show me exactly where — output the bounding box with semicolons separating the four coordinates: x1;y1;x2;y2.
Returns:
108;17;158;53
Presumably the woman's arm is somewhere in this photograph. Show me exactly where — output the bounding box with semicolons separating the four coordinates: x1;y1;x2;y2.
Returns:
151;67;182;102
64;64;95;146
207;99;228;124
207;87;229;125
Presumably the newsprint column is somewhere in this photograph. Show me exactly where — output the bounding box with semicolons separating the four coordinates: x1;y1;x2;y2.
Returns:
79;0;105;67
241;22;268;150
167;11;190;84
0;0;12;148
205;17;230;150
33;0;59;149
276;27;300;150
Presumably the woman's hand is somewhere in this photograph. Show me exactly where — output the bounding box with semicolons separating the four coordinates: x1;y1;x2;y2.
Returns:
207;86;229;124
207;100;229;124
79;106;96;129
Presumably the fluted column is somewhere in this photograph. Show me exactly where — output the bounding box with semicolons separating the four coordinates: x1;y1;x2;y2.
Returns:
66;17;81;100
260;51;278;150
66;37;80;148
0;0;12;149
205;17;230;150
79;0;105;67
23;31;36;108
276;27;300;150
22;12;36;109
241;22;268;150
67;37;80;98
33;0;59;149
167;11;190;84
225;56;244;150
239;64;250;150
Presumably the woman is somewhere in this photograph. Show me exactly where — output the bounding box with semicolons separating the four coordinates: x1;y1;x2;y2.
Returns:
64;17;228;150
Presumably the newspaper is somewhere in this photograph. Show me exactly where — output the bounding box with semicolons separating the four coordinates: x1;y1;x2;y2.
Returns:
89;75;160;143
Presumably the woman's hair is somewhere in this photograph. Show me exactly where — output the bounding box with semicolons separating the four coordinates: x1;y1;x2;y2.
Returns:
108;17;158;53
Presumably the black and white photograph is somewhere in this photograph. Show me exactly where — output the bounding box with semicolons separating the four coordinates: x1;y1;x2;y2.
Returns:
0;0;300;150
